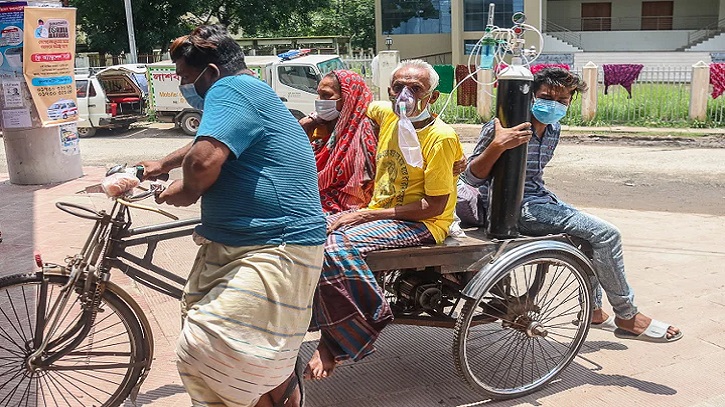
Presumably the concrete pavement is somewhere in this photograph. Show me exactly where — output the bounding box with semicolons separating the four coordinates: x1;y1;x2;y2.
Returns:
1;167;725;407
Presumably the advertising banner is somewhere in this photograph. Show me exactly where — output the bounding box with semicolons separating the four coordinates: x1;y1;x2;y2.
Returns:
22;6;76;126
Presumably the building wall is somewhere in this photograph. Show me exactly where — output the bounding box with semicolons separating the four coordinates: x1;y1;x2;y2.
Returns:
576;30;692;51
547;0;719;31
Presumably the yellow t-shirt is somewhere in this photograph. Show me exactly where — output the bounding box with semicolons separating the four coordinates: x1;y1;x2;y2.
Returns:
366;101;463;244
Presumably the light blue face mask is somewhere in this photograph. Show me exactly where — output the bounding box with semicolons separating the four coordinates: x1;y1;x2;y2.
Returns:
179;67;208;111
531;98;568;124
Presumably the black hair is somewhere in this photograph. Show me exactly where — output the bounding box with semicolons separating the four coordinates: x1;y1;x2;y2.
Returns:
532;68;588;97
170;25;246;74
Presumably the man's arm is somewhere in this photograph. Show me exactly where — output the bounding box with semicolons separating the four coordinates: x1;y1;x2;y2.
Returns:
467;119;532;181
139;142;193;180
156;137;230;207
328;194;448;231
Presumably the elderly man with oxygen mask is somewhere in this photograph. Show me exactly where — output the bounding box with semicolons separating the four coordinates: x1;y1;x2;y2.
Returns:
305;59;464;380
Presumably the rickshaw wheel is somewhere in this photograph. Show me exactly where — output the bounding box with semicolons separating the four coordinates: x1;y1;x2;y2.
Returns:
453;250;592;400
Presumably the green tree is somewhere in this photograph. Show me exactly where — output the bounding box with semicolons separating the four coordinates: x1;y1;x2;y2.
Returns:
257;0;376;50
310;0;375;50
70;0;192;55
190;0;330;35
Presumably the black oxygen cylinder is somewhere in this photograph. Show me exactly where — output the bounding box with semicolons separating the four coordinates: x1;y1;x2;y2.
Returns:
487;63;533;239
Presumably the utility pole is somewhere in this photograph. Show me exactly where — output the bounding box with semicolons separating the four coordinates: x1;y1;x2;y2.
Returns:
123;0;138;63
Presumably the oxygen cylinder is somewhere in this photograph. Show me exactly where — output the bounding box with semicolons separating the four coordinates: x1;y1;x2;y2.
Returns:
487;59;533;239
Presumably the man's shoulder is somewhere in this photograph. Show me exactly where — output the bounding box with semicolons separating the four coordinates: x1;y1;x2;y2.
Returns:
368;101;394;116
429;118;459;140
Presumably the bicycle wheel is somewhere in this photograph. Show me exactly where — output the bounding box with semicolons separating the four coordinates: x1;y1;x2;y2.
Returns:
0;272;148;406
453;250;592;400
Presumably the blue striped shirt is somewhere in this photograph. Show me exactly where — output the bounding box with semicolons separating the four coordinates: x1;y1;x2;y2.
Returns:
462;119;559;205
194;74;326;247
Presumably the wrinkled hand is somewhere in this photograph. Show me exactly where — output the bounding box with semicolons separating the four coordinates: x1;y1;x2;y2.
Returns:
453;156;467;177
491;118;532;150
328;211;371;233
138;160;166;181
155;180;196;207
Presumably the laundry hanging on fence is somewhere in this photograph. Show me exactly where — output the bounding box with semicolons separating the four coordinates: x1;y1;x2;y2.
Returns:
603;64;644;98
456;65;478;106
434;65;455;94
710;63;725;99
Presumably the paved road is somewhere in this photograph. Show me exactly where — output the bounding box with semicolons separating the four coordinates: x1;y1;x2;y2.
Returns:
1;125;725;406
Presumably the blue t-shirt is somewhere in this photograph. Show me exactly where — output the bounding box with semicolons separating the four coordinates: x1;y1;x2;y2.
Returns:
193;74;326;247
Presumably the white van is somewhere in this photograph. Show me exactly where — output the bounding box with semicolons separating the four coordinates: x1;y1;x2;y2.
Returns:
75;64;148;137
147;52;346;135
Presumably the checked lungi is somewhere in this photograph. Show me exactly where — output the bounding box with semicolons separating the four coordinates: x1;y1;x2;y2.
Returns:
309;212;434;362
177;240;324;407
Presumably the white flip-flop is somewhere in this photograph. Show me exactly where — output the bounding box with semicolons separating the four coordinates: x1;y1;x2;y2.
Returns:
572;314;617;333
614;319;683;343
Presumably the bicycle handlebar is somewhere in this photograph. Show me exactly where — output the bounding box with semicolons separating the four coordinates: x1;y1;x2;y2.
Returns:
55;202;104;220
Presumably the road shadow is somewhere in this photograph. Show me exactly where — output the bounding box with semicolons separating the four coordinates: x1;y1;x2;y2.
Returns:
300;325;677;407
0;179;40;277
123;384;187;406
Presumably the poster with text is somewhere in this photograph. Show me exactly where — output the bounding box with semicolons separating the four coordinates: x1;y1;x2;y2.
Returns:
22;6;75;126
0;2;27;75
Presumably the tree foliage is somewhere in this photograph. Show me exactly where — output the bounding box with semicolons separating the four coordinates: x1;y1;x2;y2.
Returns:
70;0;192;54
189;0;330;35
257;0;376;50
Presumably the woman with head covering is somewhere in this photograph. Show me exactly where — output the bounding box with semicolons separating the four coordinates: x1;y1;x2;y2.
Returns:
299;70;378;214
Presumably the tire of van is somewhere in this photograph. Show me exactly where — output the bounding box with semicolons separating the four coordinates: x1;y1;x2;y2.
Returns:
78;127;97;138
180;112;201;136
289;109;306;121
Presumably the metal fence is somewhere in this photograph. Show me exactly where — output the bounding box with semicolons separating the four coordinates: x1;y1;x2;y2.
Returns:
564;65;725;127
423;64;725;128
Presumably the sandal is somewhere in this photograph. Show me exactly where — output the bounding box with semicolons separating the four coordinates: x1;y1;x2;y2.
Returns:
273;355;306;407
614;319;683;343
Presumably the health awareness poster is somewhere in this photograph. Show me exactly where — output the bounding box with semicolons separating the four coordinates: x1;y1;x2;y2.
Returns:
23;6;76;126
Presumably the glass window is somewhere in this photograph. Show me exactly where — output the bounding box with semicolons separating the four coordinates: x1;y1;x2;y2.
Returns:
76;80;88;98
88;82;97;97
382;0;451;35
277;65;320;94
317;58;347;75
464;0;523;32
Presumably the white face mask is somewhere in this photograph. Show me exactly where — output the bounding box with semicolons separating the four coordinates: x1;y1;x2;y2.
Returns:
314;99;340;121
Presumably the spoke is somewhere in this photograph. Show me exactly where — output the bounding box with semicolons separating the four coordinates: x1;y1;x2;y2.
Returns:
0;341;25;358
0;316;27;353
0;369;25;405
7;289;30;340
21;371;33;407
537;272;577;318
69;368;124;386
51;370;106;404
534;263;566;312
45;371;82;406
22;285;35;346
546;331;577;342
539;288;581;323
467;325;518;361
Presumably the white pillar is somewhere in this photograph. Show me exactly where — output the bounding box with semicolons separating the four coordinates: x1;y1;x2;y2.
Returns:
689;61;710;121
476;69;494;121
3;126;83;185
581;61;598;122
376;51;400;101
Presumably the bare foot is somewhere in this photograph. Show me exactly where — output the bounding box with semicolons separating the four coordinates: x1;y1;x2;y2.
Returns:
591;308;610;325
254;372;301;407
615;312;680;339
305;342;337;380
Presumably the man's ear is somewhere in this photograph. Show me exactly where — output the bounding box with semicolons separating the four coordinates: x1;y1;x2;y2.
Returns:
428;90;441;104
208;63;221;78
387;86;395;101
